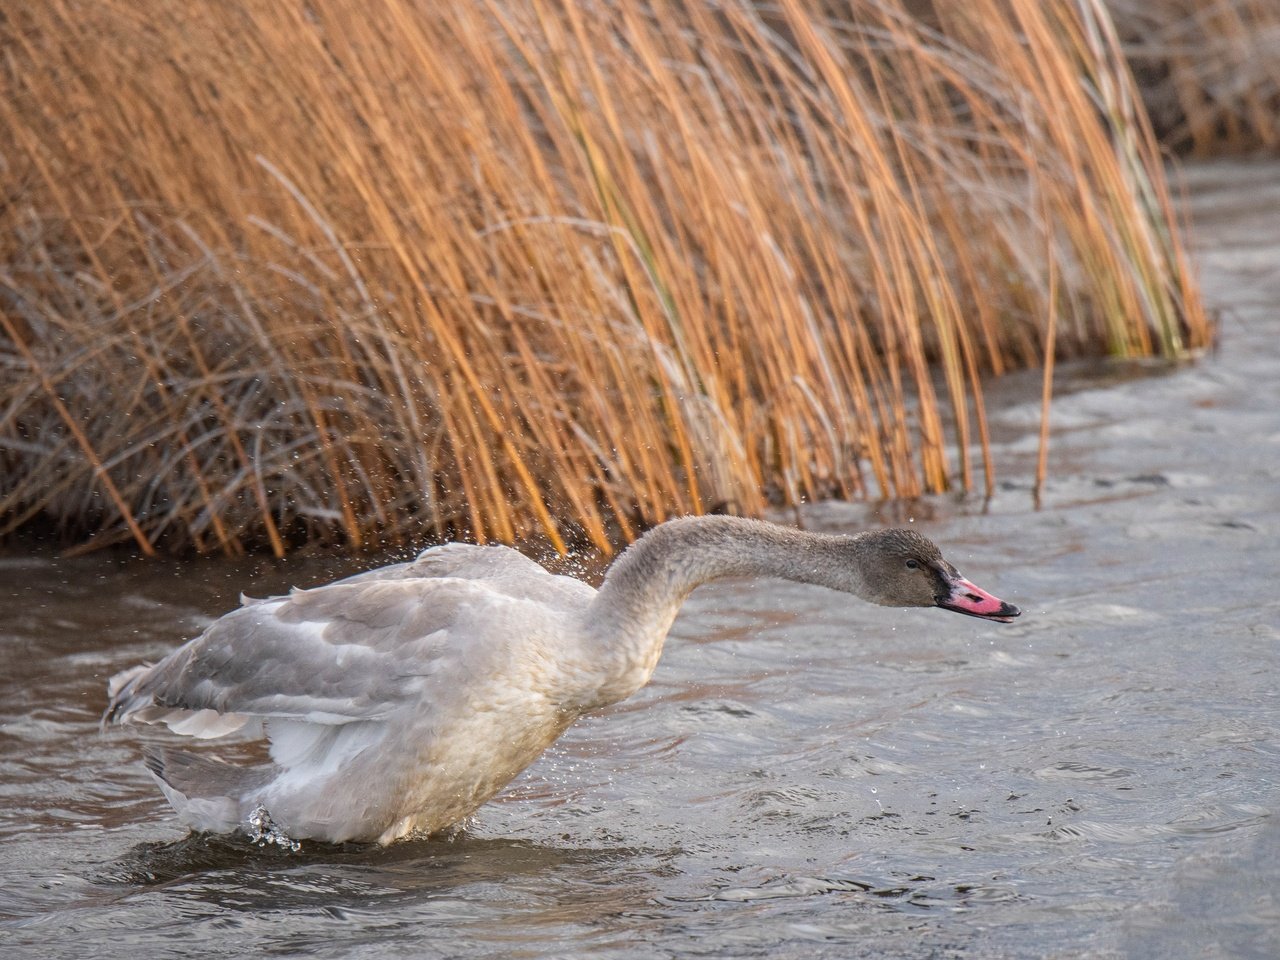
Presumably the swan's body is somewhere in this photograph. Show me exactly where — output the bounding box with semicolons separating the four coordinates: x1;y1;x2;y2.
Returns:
105;516;1019;845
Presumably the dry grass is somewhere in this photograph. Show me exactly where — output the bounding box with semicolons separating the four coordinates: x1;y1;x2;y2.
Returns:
1110;0;1280;154
0;0;1208;557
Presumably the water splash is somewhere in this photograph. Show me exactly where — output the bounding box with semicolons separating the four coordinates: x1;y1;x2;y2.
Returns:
247;804;301;853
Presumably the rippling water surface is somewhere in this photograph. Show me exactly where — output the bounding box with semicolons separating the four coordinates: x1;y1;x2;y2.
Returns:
2;163;1278;958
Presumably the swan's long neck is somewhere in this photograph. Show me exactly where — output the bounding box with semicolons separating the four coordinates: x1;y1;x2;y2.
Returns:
570;516;863;710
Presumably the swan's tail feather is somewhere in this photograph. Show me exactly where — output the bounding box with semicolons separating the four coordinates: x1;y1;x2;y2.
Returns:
143;748;273;834
102;664;152;729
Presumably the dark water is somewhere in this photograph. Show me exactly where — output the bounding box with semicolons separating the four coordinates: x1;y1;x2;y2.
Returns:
2;162;1278;958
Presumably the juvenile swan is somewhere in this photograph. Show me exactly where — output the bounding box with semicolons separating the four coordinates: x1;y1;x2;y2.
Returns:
105;517;1019;844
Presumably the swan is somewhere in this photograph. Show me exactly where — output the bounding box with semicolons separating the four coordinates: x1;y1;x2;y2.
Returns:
104;516;1019;845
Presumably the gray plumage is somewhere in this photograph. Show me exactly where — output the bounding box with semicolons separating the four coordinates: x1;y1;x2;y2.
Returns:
105;517;1017;845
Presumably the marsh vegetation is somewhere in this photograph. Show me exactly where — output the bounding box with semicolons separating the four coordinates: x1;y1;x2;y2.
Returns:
0;1;1247;556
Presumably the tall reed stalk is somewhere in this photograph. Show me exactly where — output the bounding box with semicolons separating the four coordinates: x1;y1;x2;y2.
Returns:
1109;0;1280;154
0;0;1209;556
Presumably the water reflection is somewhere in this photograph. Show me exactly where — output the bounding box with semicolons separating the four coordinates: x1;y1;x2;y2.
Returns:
102;833;645;896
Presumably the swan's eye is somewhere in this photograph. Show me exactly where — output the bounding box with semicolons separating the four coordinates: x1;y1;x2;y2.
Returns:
905;559;920;570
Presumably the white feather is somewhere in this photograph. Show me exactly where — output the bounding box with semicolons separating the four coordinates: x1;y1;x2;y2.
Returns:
133;706;253;739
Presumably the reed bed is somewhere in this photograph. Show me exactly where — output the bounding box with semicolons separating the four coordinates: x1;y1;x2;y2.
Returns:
0;0;1208;556
1110;0;1280;154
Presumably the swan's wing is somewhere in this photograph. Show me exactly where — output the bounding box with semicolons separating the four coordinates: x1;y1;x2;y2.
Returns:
104;578;491;735
325;543;595;604
331;543;547;587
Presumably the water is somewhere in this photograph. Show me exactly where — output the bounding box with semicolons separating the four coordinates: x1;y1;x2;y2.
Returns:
2;161;1278;958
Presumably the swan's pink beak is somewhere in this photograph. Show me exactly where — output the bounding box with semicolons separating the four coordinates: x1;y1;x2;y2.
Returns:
937;576;1020;623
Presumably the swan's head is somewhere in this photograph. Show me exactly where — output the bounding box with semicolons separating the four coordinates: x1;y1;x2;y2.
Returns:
852;529;1020;622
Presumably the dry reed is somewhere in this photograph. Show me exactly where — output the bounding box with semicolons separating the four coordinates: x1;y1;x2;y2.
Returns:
1109;0;1280;154
0;0;1209;556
